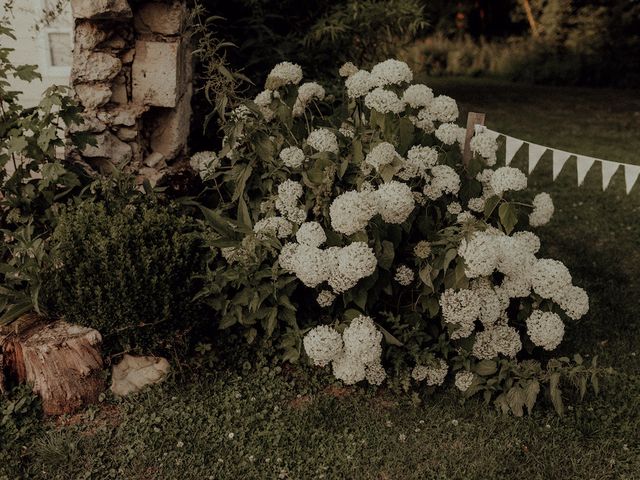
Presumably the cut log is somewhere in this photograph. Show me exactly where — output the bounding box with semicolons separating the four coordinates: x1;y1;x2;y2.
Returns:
0;315;105;415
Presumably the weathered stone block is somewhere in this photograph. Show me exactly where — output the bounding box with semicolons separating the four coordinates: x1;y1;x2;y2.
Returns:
75;83;112;109
71;0;132;20
134;1;185;35
75;21;109;51
82;132;132;164
72;52;121;83
150;83;191;158
132;40;185;108
115;127;138;141
144;151;165;168
96;104;147;126
68;114;107;134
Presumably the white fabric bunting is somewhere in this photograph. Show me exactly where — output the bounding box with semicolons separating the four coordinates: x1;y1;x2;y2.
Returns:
624;164;640;194
601;160;620;191
528;143;547;174
488;127;638;194
505;136;524;166
576;155;596;186
552;150;571;181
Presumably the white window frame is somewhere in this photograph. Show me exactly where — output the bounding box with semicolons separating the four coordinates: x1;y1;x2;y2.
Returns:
34;0;73;77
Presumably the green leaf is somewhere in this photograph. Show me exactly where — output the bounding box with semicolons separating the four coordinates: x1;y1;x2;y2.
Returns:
237;196;252;229
506;385;525;417
376;323;404;347
264;308;278;337
483;195;501;218
475;359;497;376
549;372;564;416
0;299;33;326
378;240;395;270
498;203;518;234
7;133;28;154
232;164;253;202
14;64;41;82
524;379;540;414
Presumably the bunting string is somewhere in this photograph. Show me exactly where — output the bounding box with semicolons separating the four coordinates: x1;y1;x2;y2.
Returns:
481;127;640;194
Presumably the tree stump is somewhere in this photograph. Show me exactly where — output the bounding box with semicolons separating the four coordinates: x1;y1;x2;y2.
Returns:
0;315;105;415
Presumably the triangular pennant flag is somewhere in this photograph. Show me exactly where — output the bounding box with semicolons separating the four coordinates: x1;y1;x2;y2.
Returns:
576;155;596;186
601;160;620;191
552;150;571;180
624;164;640;194
528;143;547;174
505;136;524;166
484;128;501;142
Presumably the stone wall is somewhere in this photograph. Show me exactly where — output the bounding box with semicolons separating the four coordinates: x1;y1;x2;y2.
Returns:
68;0;192;184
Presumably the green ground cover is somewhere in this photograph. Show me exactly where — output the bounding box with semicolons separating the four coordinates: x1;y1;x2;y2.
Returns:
3;78;639;480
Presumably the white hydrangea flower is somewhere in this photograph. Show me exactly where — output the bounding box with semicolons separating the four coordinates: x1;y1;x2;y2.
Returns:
307;128;339;154
512;231;541;254
408;145;438;169
457;211;475;224
364;87;405;114
316;290;336;308
409;109;435;133
440;289;482;339
345;69;376;98
414;240;432;259
339;62;359;78
291;244;331;288
454;371;475;392
490;167;527;196
402;84;434;108
339;123;355;138
435;123;462;145
472;324;522;360
375;181;415;224
555;285;589;320
468;197;486;213
470;131;498;161
278;243;299;272
335;242;377;283
530;258;572;300
279;146;305;168
343;315;383;365
424;165;461;200
330;190;378;235
365;142;400;171
370;59;413;87
254;89;275;121
526;311;565;350
303;325;343;367
365;362;387;386
275;179;304;220
332;353;367;385
412;358;448;386
447;202;462;215
253;216;293;240
265;61;303;90
296;221;326;247
254;89;273;107
470;279;504;326
394;264;414;286
529;193;554;227
428;95;459;122
190;151;220;180
292;82;326;117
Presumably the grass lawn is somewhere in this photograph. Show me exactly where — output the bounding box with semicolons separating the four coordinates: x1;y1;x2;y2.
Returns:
3;78;640;480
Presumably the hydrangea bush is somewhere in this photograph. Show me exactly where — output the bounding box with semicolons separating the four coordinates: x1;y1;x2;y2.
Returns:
194;59;602;415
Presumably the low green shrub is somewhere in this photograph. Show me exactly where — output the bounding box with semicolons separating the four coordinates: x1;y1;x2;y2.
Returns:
0;386;42;478
42;200;208;354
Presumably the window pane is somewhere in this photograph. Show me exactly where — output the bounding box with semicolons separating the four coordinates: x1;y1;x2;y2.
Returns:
48;32;72;67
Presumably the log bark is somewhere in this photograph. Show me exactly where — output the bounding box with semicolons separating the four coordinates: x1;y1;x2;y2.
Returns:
0;315;105;415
